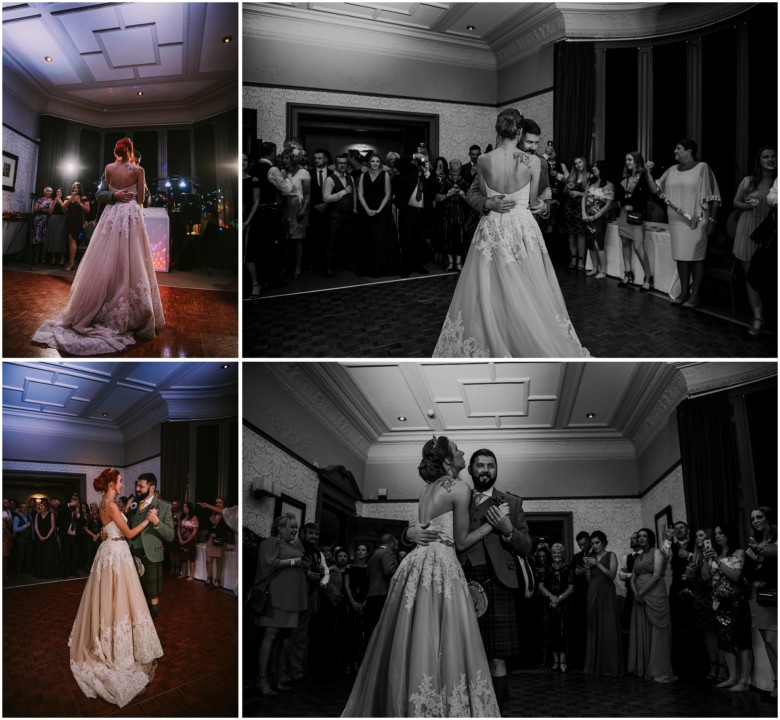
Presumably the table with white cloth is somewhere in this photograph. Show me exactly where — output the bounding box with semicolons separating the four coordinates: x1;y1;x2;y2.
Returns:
2;216;29;254
143;208;170;272
587;221;681;298
193;543;238;593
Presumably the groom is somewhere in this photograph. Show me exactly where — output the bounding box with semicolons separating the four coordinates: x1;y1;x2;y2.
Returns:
460;449;531;713
126;473;174;620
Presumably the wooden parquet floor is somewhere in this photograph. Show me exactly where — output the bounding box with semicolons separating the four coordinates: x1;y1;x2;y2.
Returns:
243;268;777;358
3;270;238;358
3;575;238;717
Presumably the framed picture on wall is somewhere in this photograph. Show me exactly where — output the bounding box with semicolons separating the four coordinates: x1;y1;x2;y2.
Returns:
275;494;305;529
3;151;19;192
655;505;673;545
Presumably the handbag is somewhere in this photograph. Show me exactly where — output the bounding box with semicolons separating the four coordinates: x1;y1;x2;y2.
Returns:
626;210;644;226
211;537;225;547
750;210;777;248
248;582;272;615
468;580;488;618
756;587;777;607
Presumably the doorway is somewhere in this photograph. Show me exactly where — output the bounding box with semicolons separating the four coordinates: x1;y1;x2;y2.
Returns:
525;512;574;556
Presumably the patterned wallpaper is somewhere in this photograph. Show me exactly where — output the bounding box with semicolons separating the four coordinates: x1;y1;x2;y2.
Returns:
125;456;162;494
641;464;687;531
2;127;38;212
243;426;319;538
500;91;554;149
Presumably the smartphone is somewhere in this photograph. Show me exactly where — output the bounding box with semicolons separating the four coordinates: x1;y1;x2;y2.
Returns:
703;539;712;551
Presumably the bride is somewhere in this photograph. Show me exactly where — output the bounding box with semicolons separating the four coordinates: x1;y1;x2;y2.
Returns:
342;436;500;717
433;108;589;358
70;468;163;707
32;137;164;355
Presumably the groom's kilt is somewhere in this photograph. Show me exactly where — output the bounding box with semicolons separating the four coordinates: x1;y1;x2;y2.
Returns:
464;559;520;659
132;548;163;599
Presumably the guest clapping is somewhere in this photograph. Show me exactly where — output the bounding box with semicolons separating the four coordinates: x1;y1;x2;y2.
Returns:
204;497;230;588
177;502;199;580
539;543;574;672
62;182;90;271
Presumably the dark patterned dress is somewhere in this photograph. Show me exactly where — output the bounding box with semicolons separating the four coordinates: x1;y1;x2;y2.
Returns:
33;197;53;245
564;178;589;234
541;562;573;654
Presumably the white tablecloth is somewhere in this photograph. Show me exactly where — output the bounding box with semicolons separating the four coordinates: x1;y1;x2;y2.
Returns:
143;208;170;272
2;217;28;254
193;543;238;593
589;222;681;298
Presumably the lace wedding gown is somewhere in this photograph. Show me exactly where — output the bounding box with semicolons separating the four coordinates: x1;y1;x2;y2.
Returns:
69;518;163;707
433;182;589;358
342;511;499;717
32;187;164;355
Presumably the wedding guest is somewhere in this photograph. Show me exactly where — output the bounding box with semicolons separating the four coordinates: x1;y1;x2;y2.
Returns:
393;150;435;277
44;188;67;266
702;522;752;691
61;181;90;271
436;159;470;272
34;499;60;579
168;499;182;576
12;502;34;578
243;152;262;299
205;497;229;588
432;156;449;266
539;542;574;672
746;177;777;324
254;514;306;696
323;546;351;671
563;157;589;270
177;501;199;580
745;506;777;698
615;152;657;290
463;145;481;184
323;154;357;278
358;152;397;277
280;147;311;280
628;528;675;682
308;148;332;273
732;146;777;337
581;161;615;279
83;502;102;568
344;543;369;672
570;530;592;669
364;533;398;648
583;531;625;677
618;531;640;632
657;139;721;307
32;187;54;263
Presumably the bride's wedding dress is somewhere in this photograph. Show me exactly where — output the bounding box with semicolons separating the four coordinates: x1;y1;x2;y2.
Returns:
69;517;163;708
32;186;164;355
342;511;499;717
434;182;589;358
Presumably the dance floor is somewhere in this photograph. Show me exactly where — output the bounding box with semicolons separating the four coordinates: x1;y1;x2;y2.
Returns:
3;270;238;358
243;663;777;718
243;266;777;358
3;574;238;717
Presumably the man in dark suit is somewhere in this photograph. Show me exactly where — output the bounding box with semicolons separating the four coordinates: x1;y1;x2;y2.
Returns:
393;150;436;277
308;148;332;271
364;533;398;648
459;449;531;712
323;154;357;278
462;144;482;184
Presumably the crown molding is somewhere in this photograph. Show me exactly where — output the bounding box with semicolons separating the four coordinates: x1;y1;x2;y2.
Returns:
243;3;497;71
3;409;124;444
678;362;777;397
159;389;238;421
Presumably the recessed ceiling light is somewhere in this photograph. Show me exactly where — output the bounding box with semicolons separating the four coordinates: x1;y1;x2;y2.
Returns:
101;412;108;417
222;35;232;43
44;56;53;62
221;364;230;369
586;412;596;419
466;25;476;31
397;416;407;422
137;91;144;96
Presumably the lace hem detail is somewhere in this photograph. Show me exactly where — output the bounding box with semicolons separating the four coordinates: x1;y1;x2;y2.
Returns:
408;670;499;717
433;311;490;358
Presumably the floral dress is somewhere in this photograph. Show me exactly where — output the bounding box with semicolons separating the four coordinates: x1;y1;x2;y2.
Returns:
33;197;53;245
583;182;615;248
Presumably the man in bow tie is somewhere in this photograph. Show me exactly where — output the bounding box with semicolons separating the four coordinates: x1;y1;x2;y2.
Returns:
460;449;531;712
126;473;174;620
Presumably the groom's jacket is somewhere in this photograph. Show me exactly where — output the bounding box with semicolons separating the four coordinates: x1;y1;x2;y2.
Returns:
458;488;531;589
126;496;174;563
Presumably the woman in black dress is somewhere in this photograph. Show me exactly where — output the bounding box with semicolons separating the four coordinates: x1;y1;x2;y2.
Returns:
34;499;60;578
539;542;574;672
344;542;369;670
564;157;590;270
45;188;67;266
62;181;90;271
358;153;398;277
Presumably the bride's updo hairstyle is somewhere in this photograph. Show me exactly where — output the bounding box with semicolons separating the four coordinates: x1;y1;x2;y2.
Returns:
94;467;120;492
495;108;523;141
418;435;454;484
114;137;134;162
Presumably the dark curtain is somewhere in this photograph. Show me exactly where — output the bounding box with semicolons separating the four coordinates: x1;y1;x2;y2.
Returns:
37;115;70;194
160;421;190;505
553;41;596;166
677;393;740;535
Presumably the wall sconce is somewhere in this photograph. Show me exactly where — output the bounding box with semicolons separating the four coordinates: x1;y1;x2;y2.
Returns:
378;488;387;500
251;477;278;499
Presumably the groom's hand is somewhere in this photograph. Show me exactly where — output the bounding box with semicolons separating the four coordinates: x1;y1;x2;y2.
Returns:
406;523;439;546
485;505;513;535
147;507;160;526
100;528;108;541
484;195;515;214
112;189;134;203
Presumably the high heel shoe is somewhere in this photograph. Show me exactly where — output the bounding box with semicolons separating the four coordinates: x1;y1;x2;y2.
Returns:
618;271;634;288
559;662;568;673
250;283;262;300
257;678;278;696
568;254;577;269
550;661;560;672
63;263;75;272
577;257;586;271
706;662;719;681
640;275;654;292
748;318;765;337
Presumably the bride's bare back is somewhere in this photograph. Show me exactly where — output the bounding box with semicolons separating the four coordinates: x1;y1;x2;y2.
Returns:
105;161;145;204
478;144;540;205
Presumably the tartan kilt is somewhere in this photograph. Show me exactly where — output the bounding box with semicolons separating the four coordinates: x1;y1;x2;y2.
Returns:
463;558;520;659
132;548;163;599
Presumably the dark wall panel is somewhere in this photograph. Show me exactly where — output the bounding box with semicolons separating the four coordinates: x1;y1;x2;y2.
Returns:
652;41;687;175
604;47;638;177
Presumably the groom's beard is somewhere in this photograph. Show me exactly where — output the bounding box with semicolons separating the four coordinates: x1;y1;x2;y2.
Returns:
136;490;153;504
471;472;497;493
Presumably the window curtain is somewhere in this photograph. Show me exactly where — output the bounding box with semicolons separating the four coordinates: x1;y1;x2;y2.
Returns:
160;421;190;505
37;115;70;194
553;41;596;166
676;393;741;535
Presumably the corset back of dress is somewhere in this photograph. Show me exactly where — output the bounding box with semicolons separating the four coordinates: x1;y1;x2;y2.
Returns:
486;181;530;210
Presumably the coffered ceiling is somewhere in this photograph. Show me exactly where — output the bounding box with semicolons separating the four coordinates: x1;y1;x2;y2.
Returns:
3;361;238;443
2;2;238;126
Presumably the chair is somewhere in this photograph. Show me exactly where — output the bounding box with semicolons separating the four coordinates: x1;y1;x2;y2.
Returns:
703;211;739;316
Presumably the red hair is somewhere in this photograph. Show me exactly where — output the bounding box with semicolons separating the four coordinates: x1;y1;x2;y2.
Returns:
94;468;120;492
114;138;134;161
